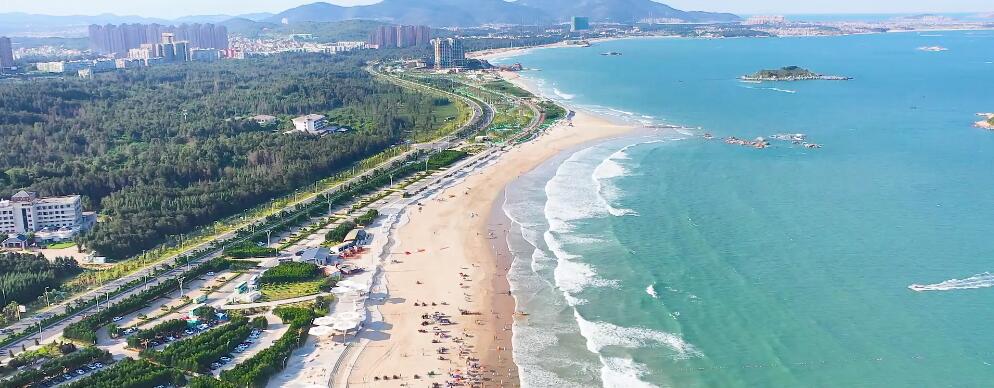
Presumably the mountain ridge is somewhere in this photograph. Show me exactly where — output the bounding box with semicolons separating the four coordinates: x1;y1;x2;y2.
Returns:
0;0;739;36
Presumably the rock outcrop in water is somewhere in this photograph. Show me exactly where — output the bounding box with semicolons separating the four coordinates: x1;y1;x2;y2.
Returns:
741;66;851;81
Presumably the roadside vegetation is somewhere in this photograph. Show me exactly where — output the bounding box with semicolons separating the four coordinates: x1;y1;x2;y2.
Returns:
218;307;316;387
125;319;187;349
62;259;230;344
140;316;265;373
65;358;186;388
1;346;111;387
222;242;277;259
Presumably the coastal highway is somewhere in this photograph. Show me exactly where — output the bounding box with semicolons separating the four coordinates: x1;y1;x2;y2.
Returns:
0;72;494;357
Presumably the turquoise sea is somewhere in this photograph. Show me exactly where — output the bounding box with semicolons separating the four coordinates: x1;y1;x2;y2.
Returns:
495;31;994;387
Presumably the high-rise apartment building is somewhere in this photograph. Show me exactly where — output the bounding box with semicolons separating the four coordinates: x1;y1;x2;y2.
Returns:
0;36;14;71
432;38;464;69
369;25;431;49
89;23;228;57
571;16;591;32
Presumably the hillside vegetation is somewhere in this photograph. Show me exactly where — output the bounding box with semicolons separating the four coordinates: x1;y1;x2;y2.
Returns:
0;53;460;260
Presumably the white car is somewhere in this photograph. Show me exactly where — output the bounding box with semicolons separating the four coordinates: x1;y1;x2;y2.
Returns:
112;316;123;322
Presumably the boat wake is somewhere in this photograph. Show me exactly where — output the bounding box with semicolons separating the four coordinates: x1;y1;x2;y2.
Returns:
740;85;797;94
908;272;994;292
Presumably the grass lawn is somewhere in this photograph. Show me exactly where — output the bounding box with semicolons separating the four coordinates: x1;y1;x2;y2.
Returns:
259;279;325;301
484;80;533;98
46;241;77;249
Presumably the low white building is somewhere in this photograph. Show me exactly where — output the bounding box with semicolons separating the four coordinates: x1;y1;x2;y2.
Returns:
252;114;278;126
291;114;329;134
0;191;84;235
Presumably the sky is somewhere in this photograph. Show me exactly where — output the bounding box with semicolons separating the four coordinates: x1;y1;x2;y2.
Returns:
2;0;992;19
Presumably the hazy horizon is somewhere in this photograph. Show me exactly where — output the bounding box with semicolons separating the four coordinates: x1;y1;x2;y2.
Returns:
2;0;992;20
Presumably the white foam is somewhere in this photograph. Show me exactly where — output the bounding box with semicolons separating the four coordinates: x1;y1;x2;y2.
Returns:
601;357;659;388
592;145;644;216
553;88;576;100
554;259;618;295
544;146;618;232
646;284;659;299
593;158;630;180
908;272;994;292
574;310;702;359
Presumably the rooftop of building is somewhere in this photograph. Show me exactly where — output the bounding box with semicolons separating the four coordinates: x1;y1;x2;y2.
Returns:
292;114;326;122
2;191;81;207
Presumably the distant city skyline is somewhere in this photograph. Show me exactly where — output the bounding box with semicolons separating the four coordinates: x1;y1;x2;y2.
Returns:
2;0;992;20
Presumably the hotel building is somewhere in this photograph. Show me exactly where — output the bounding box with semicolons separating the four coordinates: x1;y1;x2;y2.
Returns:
0;191;84;235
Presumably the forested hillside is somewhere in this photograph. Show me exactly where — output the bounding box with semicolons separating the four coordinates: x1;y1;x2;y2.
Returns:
0;53;458;259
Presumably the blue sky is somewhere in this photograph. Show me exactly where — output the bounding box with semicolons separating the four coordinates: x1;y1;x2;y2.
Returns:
4;0;992;19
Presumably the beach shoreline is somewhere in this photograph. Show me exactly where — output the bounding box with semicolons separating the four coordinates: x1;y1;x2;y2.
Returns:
346;64;641;386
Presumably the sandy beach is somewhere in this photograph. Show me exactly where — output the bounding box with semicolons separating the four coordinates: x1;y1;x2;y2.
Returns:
346;71;638;387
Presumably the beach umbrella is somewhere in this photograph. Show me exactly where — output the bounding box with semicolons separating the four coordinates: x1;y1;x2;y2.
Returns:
336;311;364;322
332;320;358;331
313;316;337;326
308;325;335;337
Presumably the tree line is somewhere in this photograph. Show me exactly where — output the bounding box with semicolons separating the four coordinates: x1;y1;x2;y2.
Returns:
0;252;79;307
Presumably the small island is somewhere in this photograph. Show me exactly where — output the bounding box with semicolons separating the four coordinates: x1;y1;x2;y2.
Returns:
975;113;994;130
741;66;852;81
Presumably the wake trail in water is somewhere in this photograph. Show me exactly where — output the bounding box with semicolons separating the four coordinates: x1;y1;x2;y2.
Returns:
908;272;994;292
740;85;797;94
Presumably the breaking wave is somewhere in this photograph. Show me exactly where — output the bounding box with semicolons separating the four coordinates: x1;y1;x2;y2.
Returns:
601;356;658;388
553;88;576;100
908;272;994;292
575;310;701;359
646;284;659;298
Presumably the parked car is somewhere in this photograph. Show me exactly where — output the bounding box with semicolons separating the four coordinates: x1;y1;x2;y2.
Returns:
112;316;123;322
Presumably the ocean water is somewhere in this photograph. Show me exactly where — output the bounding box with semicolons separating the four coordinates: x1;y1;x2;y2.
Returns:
497;31;994;387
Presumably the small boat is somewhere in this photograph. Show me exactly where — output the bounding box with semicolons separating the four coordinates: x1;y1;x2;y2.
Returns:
908;284;927;292
600;52;622;56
